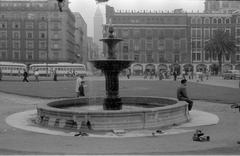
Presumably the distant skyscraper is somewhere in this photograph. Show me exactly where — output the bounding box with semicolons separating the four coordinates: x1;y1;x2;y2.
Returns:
93;7;104;58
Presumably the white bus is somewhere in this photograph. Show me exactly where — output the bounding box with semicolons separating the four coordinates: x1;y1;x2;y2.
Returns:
29;63;87;76
0;61;27;76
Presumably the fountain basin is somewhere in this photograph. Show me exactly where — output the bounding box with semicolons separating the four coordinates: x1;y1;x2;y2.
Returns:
89;59;134;72
37;97;190;131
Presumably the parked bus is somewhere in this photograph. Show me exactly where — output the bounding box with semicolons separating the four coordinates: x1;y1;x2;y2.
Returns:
0;61;27;76
29;63;87;76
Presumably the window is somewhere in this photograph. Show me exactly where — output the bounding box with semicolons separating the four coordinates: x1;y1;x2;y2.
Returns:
52;43;59;49
122;42;128;53
224;54;230;61
53;32;59;39
191;40;201;50
237;17;240;24
146;40;152;51
204;28;210;39
159;54;164;62
122;29;129;38
204;51;210;61
39;41;47;49
146;54;153;63
13;50;20;60
12;22;20;29
0;50;7;59
192;51;201;61
134;55;140;62
27;13;35;20
0;31;7;39
236;28;240;36
134;40;140;51
0;41;7;48
174;54;180;63
158;40;164;50
191;28;201;38
39;31;47;39
12;31;20;39
225;28;231;36
174;40;180;49
39;51;47;59
218;18;222;24
236;54;240;61
0;22;7;28
225;18;231;24
213;18;217;24
25;22;33;29
26;41;34;49
13;41;20;49
26;31;33;39
26;51;33;60
191;17;196;24
204;18;210;24
39;22;47;29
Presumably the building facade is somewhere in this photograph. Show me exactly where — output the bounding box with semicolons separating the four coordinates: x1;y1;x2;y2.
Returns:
104;3;240;76
93;7;104;58
0;0;76;64
74;12;88;64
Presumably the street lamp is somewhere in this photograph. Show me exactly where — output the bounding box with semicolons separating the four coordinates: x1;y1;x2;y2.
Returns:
56;0;110;12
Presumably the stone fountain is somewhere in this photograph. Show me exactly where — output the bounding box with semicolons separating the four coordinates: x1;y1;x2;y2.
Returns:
36;25;190;132
89;26;133;110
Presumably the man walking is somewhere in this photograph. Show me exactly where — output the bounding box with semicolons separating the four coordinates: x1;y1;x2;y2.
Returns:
177;79;193;111
22;69;29;82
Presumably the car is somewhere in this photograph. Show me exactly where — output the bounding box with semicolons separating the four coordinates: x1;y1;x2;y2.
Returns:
222;70;240;80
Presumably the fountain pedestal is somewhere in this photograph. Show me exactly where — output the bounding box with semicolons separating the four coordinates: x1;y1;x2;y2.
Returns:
90;60;133;110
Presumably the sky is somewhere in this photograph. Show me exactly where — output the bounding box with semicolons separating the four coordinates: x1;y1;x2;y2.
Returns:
69;0;205;37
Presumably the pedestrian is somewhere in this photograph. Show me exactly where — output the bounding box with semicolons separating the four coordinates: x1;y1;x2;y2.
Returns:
126;69;130;79
34;69;39;81
173;70;178;81
22;69;29;82
53;69;57;81
78;81;85;96
177;79;193;111
76;74;85;97
0;68;2;81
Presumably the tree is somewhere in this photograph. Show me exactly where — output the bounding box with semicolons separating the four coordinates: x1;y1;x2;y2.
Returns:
204;29;236;75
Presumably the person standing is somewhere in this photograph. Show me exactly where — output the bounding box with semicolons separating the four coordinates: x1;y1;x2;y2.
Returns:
173;70;178;81
0;68;2;81
78;81;85;96
53;69;57;81
177;79;193;111
22;69;29;82
75;75;84;97
34;69;39;81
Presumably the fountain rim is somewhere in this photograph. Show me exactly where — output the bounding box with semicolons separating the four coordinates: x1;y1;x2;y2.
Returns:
37;96;187;114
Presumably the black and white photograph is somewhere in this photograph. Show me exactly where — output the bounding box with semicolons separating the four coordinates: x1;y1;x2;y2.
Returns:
0;0;240;155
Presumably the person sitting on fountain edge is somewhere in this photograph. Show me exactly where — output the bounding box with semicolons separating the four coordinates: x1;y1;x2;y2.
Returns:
177;79;193;111
76;74;85;97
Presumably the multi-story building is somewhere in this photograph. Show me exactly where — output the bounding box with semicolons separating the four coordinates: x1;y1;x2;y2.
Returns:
0;0;76;64
94;7;104;58
104;2;240;76
74;12;88;64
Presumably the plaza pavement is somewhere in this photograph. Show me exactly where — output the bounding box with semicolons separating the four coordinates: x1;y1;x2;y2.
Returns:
0;96;239;154
0;76;239;154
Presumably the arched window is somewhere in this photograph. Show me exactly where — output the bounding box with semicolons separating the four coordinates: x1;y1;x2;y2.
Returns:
225;18;231;24
213;18;217;24
197;17;202;24
218;18;222;24
204;17;210;24
191;17;196;24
